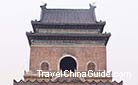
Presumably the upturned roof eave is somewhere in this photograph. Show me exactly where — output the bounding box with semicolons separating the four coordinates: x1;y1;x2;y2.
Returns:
26;32;110;37
31;21;105;32
26;32;111;46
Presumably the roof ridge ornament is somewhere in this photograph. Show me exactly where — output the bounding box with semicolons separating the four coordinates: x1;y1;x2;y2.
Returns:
40;3;47;10
89;3;96;9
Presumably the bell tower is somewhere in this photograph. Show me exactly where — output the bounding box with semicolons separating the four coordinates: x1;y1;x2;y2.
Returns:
25;3;111;81
13;3;123;85
24;4;112;81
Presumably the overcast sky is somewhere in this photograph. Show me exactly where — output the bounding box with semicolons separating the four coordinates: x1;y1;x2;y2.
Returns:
0;0;138;85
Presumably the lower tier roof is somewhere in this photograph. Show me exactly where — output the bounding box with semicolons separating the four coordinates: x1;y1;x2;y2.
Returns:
26;32;111;46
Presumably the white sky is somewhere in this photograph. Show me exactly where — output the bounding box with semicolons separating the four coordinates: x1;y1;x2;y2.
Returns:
0;0;138;85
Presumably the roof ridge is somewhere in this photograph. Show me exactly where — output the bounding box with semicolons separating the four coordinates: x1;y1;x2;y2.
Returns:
45;8;90;10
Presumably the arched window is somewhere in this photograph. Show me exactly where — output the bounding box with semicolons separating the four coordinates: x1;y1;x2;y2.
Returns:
87;62;96;71
41;62;49;70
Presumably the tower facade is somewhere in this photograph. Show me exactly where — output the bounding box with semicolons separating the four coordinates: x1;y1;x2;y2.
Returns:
14;4;123;85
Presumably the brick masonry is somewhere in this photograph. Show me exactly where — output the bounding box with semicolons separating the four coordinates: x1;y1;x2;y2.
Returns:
30;45;106;72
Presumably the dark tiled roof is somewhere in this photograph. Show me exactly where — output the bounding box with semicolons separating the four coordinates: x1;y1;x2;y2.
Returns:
39;4;97;24
26;32;111;45
26;32;111;37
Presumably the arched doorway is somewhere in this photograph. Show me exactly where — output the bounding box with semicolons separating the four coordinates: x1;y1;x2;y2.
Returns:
60;57;77;72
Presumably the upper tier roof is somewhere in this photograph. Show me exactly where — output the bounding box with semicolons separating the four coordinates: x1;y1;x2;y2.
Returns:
39;4;97;24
